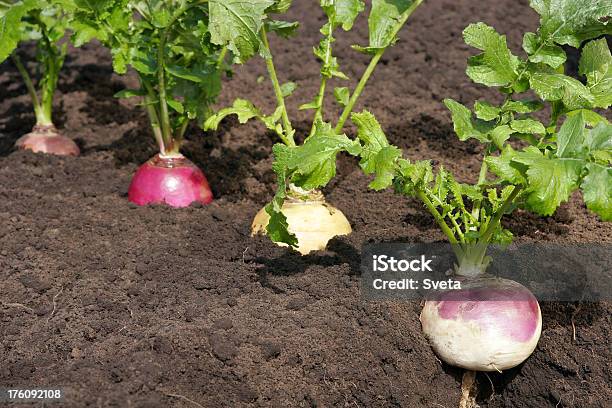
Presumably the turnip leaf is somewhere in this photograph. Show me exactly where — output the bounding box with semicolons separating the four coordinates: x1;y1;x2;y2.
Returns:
366;0;413;50
474;101;501;121
579;38;612;109
581;163;612;221
288;121;360;190
529;72;595;110
444;99;489;142
522;32;566;68
0;0;39;62
556;111;586;158
510;119;546;135
512;148;583;215
529;0;612;48
265;20;299;38
463;22;520;87
208;0;274;62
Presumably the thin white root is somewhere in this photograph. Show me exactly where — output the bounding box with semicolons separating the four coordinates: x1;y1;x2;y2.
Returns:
459;370;478;408
47;287;64;322
164;392;205;408
1;302;34;313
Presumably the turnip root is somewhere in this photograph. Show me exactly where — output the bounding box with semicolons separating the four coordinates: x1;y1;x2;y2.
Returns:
15;125;80;156
128;153;213;208
420;276;542;372
252;190;351;255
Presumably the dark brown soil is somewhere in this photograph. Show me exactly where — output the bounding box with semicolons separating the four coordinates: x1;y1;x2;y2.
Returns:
1;1;610;407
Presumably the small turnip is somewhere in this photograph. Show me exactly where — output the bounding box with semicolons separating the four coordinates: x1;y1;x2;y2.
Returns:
128;154;213;208
252;188;351;255
15;125;80;156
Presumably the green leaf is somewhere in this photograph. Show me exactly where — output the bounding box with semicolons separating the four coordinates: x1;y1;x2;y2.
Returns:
298;100;319;111
208;0;274;62
166;64;210;83
351;111;400;190
280;81;297;97
585;122;612;151
490;125;515;149
529;72;595;110
334;0;365;31
522;31;566;68
366;146;401;190
443;99;488;142
585;122;612;164
265;143;299;247
204;99;262;130
114;89;147;98
130;47;157;75
510;119;546;134
363;0;415;51
265;20;299;38
513;147;583;215
289;121;361;190
556;111;586;158
396;160;433;193
166;97;184;114
486;146;526;185
0;0;38;62
501;99;544;113
463;22;520;87
351;110;391;155
581;163;612;221
334;87;350;107
529;0;612;48
567;109;608;127
579;38;612;108
474;100;500;121
266;0;293;14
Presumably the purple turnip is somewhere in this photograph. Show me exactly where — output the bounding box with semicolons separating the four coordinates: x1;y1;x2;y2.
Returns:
128;154;213;208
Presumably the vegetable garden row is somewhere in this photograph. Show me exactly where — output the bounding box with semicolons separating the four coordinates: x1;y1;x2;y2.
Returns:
1;0;610;407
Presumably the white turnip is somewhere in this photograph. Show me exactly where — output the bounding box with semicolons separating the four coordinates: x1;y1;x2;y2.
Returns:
420;276;542;372
252;188;351;255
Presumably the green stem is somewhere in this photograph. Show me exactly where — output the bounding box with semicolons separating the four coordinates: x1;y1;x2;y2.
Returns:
416;189;459;245
471;151;490;221
309;24;335;138
144;94;166;155
33;11;63;127
335;50;383;133
449;215;466;243
478;186;521;246
334;0;423;133
176;119;189;142
217;46;228;68
156;33;174;152
260;27;295;146
141;78;165;154
11;54;50;125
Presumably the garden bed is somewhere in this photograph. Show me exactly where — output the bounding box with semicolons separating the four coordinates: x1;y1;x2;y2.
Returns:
1;0;610;407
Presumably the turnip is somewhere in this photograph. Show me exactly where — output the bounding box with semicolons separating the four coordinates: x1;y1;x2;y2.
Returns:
15;124;79;156
127;154;213;207
251;186;350;254
253;0;610;405
1;1;80;156
206;0;424;253
420;276;542;372
70;1;275;207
